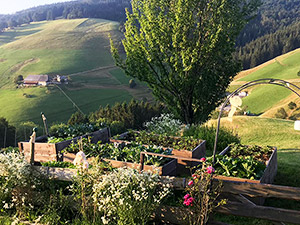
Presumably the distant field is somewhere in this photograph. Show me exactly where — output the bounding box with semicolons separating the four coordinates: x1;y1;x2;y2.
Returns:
241;84;291;114
0;19;153;126
0;87;132;126
0;19;119;88
230;48;300;116
237;48;300;82
109;68;131;85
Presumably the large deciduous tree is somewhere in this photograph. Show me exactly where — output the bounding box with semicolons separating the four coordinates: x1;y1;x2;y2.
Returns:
111;0;260;124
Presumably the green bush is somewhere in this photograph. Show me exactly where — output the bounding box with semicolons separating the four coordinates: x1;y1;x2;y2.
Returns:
275;107;288;119
288;101;297;110
89;99;164;130
183;125;240;153
129;79;136;88
68;112;89;125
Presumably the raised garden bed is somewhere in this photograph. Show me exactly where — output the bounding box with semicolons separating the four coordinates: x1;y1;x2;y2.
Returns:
63;141;177;176
210;143;277;205
113;130;206;174
18;127;110;163
215;143;277;184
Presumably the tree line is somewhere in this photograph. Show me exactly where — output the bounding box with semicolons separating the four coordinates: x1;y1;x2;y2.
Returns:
235;0;300;68
235;21;300;69
0;0;130;31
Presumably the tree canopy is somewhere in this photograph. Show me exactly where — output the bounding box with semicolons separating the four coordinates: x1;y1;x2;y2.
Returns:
111;0;261;124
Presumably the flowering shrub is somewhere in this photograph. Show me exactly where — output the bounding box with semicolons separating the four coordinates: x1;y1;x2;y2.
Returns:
184;159;226;225
92;168;170;225
0;152;43;217
144;113;185;136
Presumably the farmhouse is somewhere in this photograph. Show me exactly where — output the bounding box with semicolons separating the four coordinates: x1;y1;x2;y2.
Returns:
23;75;49;86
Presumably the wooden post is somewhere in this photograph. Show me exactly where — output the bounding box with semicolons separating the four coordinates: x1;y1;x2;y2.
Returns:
140;152;145;172
41;113;49;136
29;128;37;165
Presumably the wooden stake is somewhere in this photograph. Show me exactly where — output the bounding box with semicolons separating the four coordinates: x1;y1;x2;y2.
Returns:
29;128;37;165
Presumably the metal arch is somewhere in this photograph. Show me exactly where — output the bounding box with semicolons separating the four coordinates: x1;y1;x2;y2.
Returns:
212;78;300;165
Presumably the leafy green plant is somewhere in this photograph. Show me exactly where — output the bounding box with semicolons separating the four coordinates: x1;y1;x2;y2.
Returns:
288;101;297;110
41;161;77;169
184;160;226;225
228;143;274;162
206;155;266;180
117;130;203;151
143;113;184;136
275;107;288;119
48;123;103;143
65;138;173;166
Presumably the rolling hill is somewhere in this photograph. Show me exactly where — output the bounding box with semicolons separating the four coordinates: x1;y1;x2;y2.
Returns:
0;18;152;126
230;48;300;117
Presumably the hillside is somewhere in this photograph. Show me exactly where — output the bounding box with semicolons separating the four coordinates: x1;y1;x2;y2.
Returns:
235;0;300;69
0;19;152;126
230;48;300;116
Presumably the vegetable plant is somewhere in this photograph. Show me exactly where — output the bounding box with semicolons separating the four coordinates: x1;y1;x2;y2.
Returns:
228;143;274;162
41;161;77;169
47;123;103;143
115;130;203;151
64;138;173;166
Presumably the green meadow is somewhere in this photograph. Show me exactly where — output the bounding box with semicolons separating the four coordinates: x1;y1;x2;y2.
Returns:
238;48;300;82
0;87;132;125
231;48;300;115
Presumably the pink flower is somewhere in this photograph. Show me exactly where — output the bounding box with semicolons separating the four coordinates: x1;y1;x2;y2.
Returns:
206;166;215;174
200;157;206;162
192;174;198;179
188;180;194;186
184;194;190;200
183;197;194;206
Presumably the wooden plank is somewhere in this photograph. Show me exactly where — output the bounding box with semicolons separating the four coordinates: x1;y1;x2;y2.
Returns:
104;158;176;176
160;177;300;201
221;180;300;201
216;201;300;224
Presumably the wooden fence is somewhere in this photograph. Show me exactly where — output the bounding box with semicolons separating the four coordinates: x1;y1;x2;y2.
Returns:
35;165;300;224
159;177;300;225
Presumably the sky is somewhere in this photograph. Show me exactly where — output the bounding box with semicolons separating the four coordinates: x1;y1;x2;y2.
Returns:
0;0;74;15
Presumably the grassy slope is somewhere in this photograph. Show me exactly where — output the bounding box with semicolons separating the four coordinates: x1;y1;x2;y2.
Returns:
0;87;132;125
0;19;152;126
230;48;300;115
208;116;300;224
0;19;118;87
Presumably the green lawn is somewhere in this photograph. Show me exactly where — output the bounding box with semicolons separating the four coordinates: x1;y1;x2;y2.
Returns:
71;74;120;86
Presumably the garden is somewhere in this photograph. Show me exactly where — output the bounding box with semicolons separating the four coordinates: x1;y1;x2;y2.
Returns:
2;112;296;225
